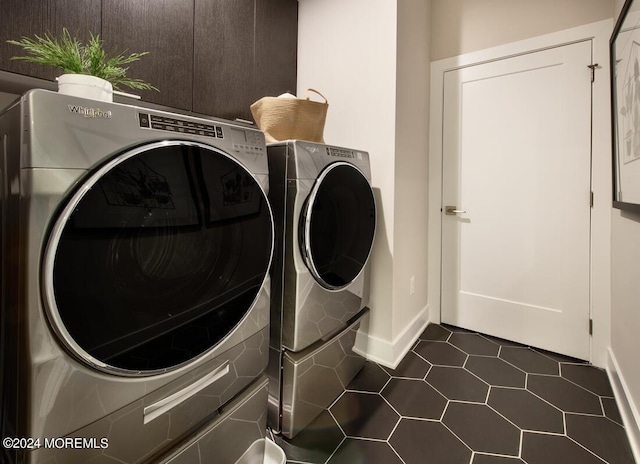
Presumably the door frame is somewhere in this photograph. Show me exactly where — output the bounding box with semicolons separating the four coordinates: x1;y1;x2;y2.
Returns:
428;19;612;367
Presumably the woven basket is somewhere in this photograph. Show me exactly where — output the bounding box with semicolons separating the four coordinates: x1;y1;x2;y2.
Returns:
250;89;328;143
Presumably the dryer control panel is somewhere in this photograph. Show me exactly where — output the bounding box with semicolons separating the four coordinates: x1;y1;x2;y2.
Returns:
230;127;265;154
327;147;365;160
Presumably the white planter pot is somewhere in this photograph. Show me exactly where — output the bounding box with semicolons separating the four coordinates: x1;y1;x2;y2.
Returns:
57;74;113;102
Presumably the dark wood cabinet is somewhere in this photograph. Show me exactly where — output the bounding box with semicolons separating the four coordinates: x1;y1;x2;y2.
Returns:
194;0;298;121
49;0;102;42
102;0;194;110
255;0;297;101
0;0;297;120
193;0;255;120
0;0;101;81
0;1;49;79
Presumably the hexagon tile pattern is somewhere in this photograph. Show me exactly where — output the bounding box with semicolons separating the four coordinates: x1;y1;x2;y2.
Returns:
276;323;636;464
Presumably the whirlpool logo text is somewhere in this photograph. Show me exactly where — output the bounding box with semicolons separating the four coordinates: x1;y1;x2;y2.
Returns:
67;105;112;119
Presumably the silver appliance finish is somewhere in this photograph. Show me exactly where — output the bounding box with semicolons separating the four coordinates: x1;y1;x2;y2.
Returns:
280;313;368;438
160;375;269;464
0;90;272;463
269;141;374;353
267;140;375;438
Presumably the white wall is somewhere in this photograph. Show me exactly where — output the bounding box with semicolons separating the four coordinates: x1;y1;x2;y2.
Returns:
610;212;640;457
298;0;431;365
431;0;613;60
609;0;640;458
298;0;398;344
392;0;431;351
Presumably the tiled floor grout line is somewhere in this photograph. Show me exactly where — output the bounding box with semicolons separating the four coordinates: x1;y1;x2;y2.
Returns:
523;386;577;418
520;429;565;437
564;433;611;464
384;374;428;382
603;414;626;428
444;399;491;406
439;399;450;422
410;347;430;365
327;387;347;411
489;384;527;391
387;439;408;464
321;435;346;464
380;392;404;421
496;356;533;376
560;374;615;401
484;400;529;436
567;410;616;419
346;436;388;442
386;416;403;444
423;361;433;380
440;419;476;455
398;415;446;423
518;428;525;460
529;371;567;378
463;353;503;359
327;407;347;440
461;365;493;393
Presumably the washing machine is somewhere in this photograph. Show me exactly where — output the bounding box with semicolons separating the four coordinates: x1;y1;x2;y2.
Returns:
0;89;274;463
266;140;376;438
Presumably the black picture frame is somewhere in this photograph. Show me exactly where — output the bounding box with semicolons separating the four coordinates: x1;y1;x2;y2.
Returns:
611;0;640;213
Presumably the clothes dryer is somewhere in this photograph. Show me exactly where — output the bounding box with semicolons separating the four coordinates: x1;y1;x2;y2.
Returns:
0;90;274;463
266;140;376;438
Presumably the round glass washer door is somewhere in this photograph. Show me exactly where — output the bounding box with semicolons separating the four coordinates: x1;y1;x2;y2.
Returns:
300;161;376;290
43;140;273;376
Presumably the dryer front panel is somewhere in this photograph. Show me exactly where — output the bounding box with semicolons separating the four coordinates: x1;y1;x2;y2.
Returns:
43;140;273;375
300;162;376;290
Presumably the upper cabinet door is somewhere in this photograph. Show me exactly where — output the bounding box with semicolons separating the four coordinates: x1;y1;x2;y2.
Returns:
193;0;255;121
193;0;298;122
49;0;102;43
0;0;101;81
0;1;48;79
255;0;297;100
102;0;194;110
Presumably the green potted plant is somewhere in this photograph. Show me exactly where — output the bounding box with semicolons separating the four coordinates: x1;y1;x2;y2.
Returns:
7;28;158;102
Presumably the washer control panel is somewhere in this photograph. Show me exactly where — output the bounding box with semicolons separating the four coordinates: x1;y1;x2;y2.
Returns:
138;112;224;139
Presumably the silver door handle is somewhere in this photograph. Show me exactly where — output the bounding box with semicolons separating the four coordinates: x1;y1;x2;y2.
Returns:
445;206;467;215
143;361;230;424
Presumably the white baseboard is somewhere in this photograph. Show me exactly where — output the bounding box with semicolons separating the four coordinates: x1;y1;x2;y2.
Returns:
607;348;640;463
353;305;430;369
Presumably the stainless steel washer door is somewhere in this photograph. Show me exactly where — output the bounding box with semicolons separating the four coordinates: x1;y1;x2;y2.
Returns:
43;140;273;376
299;162;376;290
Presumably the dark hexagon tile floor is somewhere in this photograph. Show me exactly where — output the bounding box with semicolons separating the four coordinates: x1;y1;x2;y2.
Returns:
278;324;635;464
427;366;489;402
465;356;526;388
448;333;500;356
381;350;432;379
382;378;447;419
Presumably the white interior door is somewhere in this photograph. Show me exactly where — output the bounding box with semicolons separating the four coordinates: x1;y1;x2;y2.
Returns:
441;41;593;360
